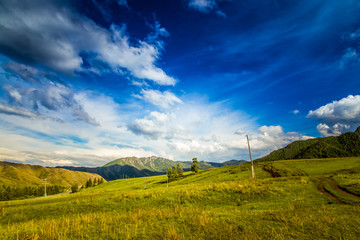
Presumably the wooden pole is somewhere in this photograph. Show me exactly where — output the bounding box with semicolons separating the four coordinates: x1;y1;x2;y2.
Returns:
167;169;169;187
246;135;255;179
43;178;48;198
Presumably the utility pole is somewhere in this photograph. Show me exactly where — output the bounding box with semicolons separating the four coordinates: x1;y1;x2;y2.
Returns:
246;135;255;179
42;178;49;198
167;169;169;188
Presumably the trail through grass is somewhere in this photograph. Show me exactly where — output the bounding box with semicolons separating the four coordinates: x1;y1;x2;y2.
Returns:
1;157;359;239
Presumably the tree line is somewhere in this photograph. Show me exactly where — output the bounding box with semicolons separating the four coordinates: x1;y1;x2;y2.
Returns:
167;163;184;181
167;158;200;182
0;185;65;201
71;177;105;193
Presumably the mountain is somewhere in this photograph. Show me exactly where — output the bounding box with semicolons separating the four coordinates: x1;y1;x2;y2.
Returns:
0;161;104;187
58;157;247;180
257;127;360;162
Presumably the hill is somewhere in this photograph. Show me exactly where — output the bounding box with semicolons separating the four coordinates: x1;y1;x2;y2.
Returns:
0;161;104;188
2;157;360;239
257;127;360;162
59;156;247;180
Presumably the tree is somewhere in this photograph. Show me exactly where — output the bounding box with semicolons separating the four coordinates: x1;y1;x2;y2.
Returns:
191;158;199;174
71;185;78;193
177;163;184;177
85;178;92;188
99;178;104;184
167;167;174;181
172;165;178;180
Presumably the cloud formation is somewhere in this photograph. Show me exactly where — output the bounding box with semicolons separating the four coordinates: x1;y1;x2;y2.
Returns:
308;95;360;136
307;95;360;124
1;73;99;126
134;89;183;109
188;0;217;12
0;0;175;85
188;0;226;17
316;123;350;137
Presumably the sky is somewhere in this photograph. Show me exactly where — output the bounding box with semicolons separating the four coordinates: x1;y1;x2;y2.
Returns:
0;0;360;167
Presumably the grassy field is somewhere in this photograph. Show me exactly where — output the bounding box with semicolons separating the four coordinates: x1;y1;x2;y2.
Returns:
0;157;359;239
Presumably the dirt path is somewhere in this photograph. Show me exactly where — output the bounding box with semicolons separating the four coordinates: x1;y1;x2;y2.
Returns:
316;177;347;204
315;177;360;204
262;165;281;177
326;177;360;200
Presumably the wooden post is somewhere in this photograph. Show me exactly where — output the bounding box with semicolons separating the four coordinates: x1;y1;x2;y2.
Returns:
43;178;48;198
246;135;255;179
167;169;169;187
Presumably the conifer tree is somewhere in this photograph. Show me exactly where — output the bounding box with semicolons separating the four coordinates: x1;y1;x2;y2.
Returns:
191;158;200;174
172;165;178;180
177;163;184;177
167;167;173;181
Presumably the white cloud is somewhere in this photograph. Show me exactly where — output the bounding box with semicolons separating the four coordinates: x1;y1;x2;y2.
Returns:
291;109;300;115
340;48;359;68
307;95;360;124
307;95;360;136
0;0;175;85
189;0;217;12
134;89;183;109
316;123;350;137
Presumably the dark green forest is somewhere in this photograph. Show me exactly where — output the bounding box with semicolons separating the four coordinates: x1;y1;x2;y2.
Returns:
0;185;65;201
257;126;360;162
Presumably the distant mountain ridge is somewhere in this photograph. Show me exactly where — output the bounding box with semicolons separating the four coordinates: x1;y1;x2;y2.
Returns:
0;161;103;187
257;126;360;162
58;157;247;180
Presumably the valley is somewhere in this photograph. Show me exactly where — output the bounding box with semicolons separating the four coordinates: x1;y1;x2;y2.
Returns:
1;157;359;239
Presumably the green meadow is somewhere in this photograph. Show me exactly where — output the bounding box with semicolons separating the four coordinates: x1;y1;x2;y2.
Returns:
1;157;360;239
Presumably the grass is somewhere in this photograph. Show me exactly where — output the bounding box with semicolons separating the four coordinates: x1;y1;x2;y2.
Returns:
1;157;360;239
0;161;103;188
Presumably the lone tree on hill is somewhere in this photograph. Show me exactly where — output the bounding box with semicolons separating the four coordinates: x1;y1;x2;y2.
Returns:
191;158;199;174
167;167;174;181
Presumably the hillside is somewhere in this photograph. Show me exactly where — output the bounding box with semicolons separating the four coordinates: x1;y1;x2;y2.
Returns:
1;157;360;239
59;156;246;180
257;127;360;162
0;161;104;188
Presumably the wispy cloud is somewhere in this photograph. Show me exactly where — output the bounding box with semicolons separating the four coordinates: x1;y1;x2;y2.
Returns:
134;89;183;109
188;0;217;12
339;48;359;69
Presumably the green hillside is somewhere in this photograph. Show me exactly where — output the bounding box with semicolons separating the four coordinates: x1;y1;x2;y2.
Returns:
0;161;104;188
257;127;360;162
1;157;359;239
60;156;246;180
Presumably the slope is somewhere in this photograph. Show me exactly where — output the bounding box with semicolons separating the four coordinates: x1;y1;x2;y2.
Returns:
0;161;104;188
257;126;360;162
1;157;360;239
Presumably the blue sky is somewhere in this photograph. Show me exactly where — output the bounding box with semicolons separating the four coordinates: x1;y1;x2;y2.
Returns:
0;0;360;166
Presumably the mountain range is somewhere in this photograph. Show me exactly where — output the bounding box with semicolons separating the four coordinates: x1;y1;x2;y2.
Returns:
256;126;360;162
58;157;247;180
